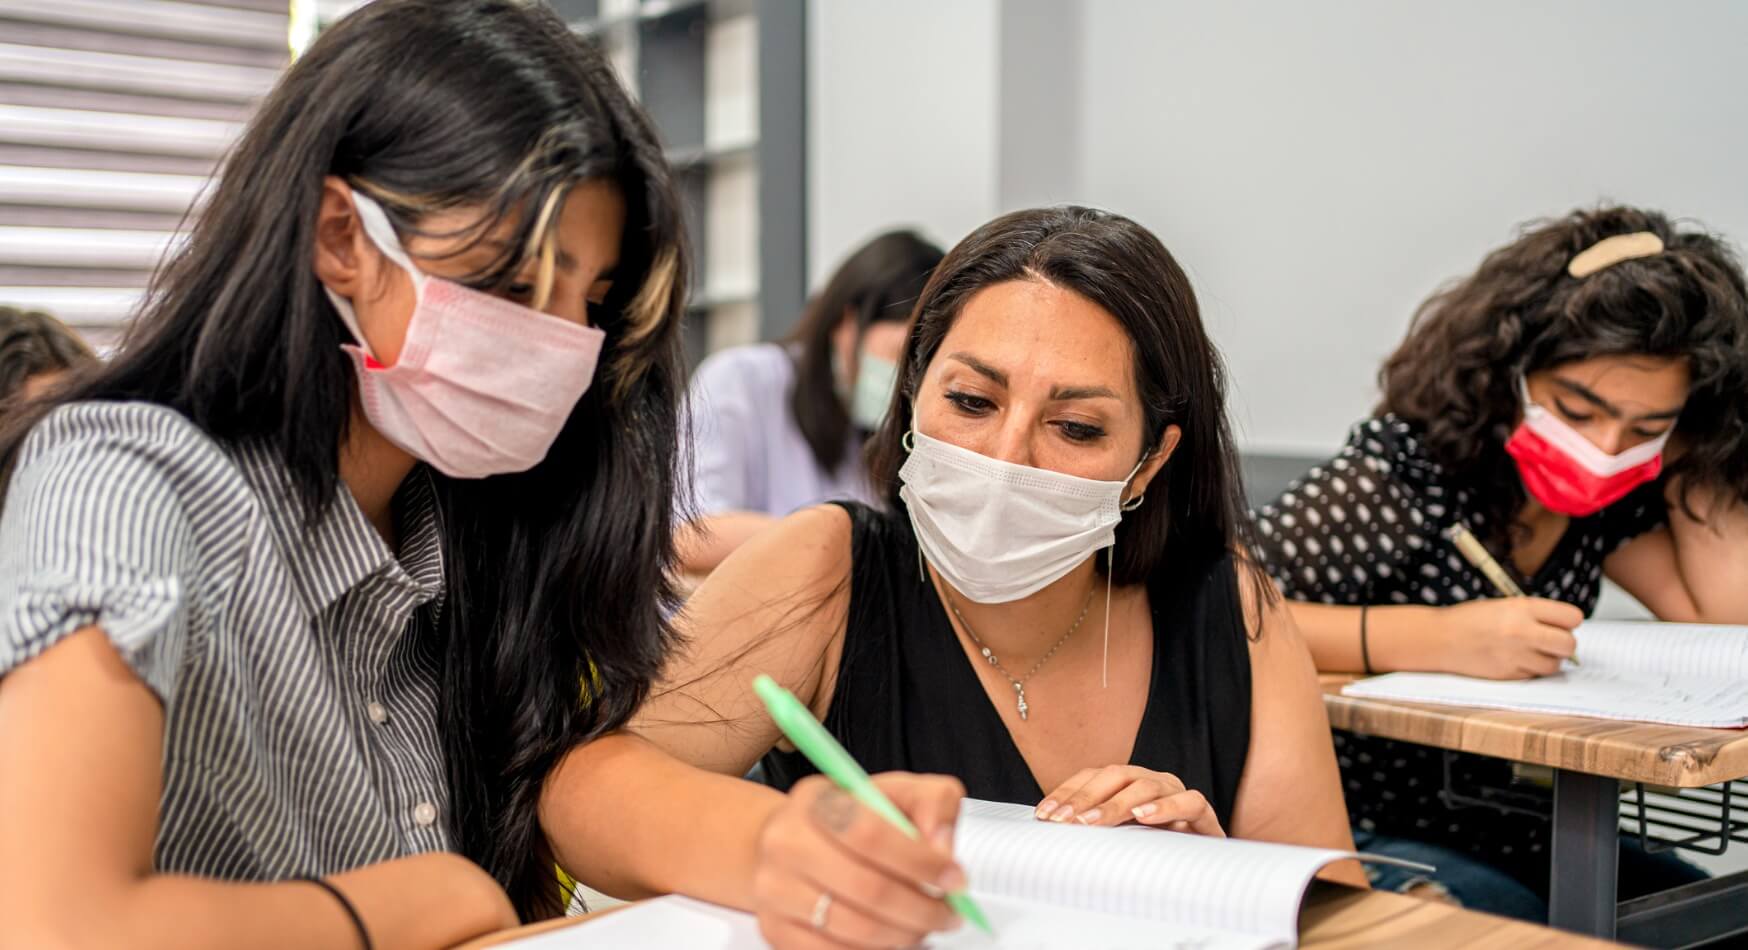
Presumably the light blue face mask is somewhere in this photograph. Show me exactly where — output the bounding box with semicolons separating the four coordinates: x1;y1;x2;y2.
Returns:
849;351;900;430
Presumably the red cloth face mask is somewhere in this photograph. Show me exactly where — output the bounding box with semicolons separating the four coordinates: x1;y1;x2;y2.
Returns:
1504;380;1671;517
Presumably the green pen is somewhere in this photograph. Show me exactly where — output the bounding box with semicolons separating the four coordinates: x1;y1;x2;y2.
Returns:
752;674;995;937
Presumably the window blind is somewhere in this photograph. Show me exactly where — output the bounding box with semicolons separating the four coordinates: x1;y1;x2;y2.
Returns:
0;0;288;347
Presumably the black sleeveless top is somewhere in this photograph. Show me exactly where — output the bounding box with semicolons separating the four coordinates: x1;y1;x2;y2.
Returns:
762;502;1254;829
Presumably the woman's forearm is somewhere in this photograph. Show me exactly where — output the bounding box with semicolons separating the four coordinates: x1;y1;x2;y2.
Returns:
542;731;783;908
676;512;779;576
12;853;512;950
1286;601;1447;673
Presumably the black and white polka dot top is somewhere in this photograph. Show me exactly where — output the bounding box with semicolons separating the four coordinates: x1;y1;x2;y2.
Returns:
1252;415;1665;614
1249;415;1667;874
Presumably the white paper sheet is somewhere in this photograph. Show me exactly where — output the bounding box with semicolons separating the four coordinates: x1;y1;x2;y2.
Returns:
503;894;1283;950
505;801;1342;949
1343;668;1748;727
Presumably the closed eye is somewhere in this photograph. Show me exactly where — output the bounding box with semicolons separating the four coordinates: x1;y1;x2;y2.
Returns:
945;391;994;415
1553;398;1593;423
1055;420;1106;443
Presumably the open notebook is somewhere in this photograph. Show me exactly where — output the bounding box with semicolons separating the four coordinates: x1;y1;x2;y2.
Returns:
503;800;1374;950
1343;620;1748;727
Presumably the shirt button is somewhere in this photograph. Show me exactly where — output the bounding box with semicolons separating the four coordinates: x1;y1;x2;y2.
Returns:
366;702;388;724
412;802;438;827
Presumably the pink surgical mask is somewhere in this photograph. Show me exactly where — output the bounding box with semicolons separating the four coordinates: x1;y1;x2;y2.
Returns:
1505;378;1672;517
322;189;606;479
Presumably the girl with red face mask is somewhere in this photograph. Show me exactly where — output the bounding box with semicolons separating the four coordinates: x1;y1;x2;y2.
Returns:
1250;205;1748;923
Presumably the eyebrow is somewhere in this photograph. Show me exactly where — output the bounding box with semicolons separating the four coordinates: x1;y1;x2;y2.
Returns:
1551;377;1684;422
947;352;1007;387
945;352;1119;401
478;237;582;274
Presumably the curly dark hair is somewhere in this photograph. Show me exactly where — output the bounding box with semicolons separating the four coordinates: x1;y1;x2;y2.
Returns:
1379;205;1748;552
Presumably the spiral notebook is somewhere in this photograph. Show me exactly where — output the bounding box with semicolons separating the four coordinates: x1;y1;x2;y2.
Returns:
1343;621;1748;728
503;800;1374;950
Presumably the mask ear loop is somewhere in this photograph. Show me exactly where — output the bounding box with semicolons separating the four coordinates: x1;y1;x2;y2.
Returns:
1105;457;1150;689
329;189;427;361
903;426;926;584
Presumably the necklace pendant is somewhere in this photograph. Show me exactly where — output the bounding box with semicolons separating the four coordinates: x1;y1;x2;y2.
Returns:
1016;691;1029;721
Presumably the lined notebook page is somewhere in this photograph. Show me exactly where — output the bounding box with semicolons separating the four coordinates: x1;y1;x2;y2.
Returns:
1340;621;1748;727
1342;669;1748;727
953;802;1344;947
1575;621;1748;679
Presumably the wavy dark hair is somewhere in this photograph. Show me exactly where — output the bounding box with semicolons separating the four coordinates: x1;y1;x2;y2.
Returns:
0;306;94;407
1380;206;1748;551
867;206;1269;607
787;230;943;471
0;0;687;920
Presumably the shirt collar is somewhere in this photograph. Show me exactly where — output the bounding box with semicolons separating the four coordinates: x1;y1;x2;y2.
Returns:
232;443;446;614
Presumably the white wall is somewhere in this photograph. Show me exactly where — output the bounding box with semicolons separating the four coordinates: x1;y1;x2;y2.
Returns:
1075;0;1748;454
806;0;1001;286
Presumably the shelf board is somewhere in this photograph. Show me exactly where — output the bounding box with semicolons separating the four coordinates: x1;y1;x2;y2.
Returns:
687;288;758;310
665;139;757;170
570;0;735;36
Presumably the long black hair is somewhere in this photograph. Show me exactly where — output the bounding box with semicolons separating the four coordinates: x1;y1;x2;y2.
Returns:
0;0;688;920
1380;206;1748;552
786;231;942;471
867;206;1268;603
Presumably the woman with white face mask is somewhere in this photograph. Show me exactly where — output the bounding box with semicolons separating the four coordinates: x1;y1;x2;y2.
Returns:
0;2;690;944
677;231;943;578
550;207;1364;950
1251;206;1748;922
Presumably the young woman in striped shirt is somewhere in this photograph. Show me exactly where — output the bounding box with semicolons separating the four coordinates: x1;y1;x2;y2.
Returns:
0;1;689;946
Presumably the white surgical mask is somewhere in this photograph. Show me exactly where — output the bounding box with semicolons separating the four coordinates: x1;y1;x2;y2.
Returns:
898;427;1144;605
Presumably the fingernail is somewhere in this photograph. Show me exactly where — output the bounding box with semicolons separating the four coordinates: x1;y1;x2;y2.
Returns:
920;881;944;898
937;865;967;892
1035;799;1058;818
1132;803;1158;820
1075;809;1101;824
931;824;954;849
1050;805;1074;822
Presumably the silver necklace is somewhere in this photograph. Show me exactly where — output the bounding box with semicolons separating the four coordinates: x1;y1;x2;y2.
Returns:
946;589;1093;722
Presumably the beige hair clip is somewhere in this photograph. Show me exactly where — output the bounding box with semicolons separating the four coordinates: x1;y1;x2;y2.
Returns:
1568;231;1665;278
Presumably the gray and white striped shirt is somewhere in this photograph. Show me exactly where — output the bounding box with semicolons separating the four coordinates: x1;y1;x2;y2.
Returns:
0;401;455;878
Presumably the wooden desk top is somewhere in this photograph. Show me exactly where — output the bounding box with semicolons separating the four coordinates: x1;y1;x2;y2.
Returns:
455;886;1615;949
1322;674;1748;787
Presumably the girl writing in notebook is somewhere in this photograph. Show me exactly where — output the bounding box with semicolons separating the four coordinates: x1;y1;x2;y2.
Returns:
1251;206;1748;920
550;207;1365;949
0;2;689;946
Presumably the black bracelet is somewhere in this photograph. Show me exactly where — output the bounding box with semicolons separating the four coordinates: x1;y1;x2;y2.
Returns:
301;876;373;950
1359;604;1374;675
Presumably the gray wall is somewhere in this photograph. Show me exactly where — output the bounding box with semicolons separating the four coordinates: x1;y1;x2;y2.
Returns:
809;0;1748;457
1078;0;1748;454
806;0;1000;285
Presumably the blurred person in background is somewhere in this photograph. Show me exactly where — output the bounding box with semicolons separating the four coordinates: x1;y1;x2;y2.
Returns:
678;230;943;577
0;306;95;414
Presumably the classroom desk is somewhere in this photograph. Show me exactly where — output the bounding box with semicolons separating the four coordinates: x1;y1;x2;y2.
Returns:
1322;674;1748;944
455;884;1617;949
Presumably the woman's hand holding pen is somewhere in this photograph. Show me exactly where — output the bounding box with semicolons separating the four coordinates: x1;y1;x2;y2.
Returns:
752;772;967;949
1436;597;1583;679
